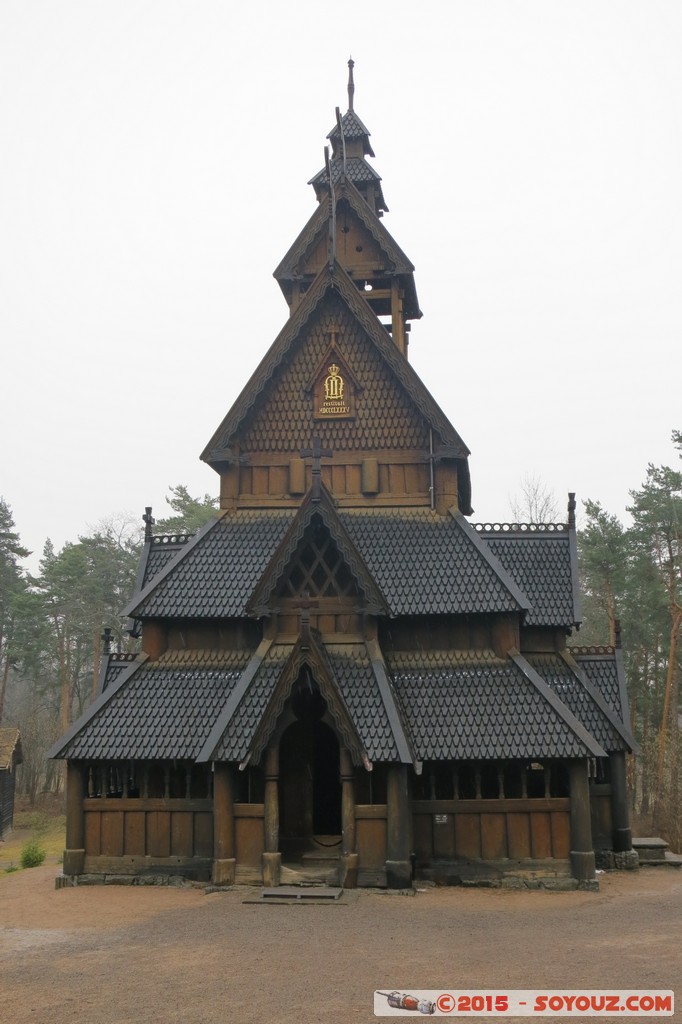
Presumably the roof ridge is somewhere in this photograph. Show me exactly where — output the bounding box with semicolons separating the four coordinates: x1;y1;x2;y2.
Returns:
449;510;531;612
559;649;638;752
473;522;569;534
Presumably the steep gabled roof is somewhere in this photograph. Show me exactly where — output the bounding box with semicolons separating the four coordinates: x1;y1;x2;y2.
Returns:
247;485;389;617
328;109;374;155
273;177;420;317
566;645;636;739
236;633;370;768
122;509;296;621
48;649;254;761
525;652;636;753
387;648;606;761
201;261;470;500
337;507;530;617
198;638;411;765
475;523;580;628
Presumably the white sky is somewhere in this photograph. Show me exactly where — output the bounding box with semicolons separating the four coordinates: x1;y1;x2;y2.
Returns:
1;1;681;567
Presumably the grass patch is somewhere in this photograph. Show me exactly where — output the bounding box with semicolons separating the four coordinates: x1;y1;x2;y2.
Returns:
21;840;47;868
0;811;66;868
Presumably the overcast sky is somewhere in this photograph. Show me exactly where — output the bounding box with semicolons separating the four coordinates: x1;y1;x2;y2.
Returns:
1;1;680;567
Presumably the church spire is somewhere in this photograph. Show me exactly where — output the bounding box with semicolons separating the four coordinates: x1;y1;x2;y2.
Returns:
309;61;387;215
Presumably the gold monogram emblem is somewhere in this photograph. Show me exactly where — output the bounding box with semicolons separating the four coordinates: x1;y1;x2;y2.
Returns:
324;364;345;401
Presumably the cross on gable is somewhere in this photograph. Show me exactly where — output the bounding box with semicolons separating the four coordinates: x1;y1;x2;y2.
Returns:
291;591;319;647
300;436;333;502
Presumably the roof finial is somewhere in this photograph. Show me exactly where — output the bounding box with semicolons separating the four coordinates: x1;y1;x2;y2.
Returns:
143;506;155;541
347;57;355;111
568;492;576;529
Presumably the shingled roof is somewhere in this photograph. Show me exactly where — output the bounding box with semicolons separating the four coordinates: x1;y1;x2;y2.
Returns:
49;649;255;761
475;525;580;628
568;646;633;733
386;649;606;761
123;510;296;620
338;507;530;617
327;109;374;153
525;652;634;753
122;500;582;630
141;534;193;589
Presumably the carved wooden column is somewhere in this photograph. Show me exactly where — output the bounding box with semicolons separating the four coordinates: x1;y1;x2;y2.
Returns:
569;759;596;882
212;763;236;885
340;748;358;888
609;752;632;853
63;761;86;876
262;744;281;887
386;763;411;889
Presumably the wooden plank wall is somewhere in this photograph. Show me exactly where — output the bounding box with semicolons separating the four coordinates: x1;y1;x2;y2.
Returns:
234;459;430;507
83;798;213;864
355;804;387;868
234;803;264;866
413;799;571;862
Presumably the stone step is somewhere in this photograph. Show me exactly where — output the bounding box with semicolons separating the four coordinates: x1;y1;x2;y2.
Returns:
637;851;682;868
261;886;343;901
280;862;339;886
632;837;671;862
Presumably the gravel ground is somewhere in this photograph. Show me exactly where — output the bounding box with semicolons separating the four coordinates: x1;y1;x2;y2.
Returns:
1;866;680;1024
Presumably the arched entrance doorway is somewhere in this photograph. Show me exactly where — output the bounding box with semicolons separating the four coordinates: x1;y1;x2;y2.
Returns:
278;676;342;861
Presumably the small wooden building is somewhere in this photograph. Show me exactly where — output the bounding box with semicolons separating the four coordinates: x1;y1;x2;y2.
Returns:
50;63;636;889
0;728;22;839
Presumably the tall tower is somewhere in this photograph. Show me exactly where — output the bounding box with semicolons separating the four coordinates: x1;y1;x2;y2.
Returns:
202;61;472;519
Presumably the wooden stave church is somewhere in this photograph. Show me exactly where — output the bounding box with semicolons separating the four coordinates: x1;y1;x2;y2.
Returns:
50;63;637;890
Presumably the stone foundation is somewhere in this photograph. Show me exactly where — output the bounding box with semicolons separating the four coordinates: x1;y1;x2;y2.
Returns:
595;849;639;871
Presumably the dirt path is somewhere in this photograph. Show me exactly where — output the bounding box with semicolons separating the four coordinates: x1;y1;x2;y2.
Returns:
1;867;680;1024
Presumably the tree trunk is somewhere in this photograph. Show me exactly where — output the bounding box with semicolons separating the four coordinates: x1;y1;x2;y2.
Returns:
653;607;682;830
0;645;10;723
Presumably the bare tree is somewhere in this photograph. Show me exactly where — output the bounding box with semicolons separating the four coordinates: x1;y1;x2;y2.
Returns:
509;474;560;524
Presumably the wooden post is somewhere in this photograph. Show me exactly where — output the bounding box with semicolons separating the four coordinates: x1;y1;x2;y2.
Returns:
340;748;358;888
386;763;411;889
262;744;281;887
435;461;459;514
569;759;596;881
63;761;86;876
609;752;632;853
212;763;236;885
391;278;406;355
141;621;167;660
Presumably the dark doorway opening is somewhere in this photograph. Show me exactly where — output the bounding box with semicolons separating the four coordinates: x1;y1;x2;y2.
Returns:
279;676;341;859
